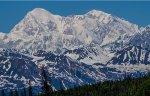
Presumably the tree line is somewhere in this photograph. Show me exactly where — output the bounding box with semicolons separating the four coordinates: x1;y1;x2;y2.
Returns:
1;67;150;96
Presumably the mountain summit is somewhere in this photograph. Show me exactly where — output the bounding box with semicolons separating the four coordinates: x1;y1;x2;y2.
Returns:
86;9;111;17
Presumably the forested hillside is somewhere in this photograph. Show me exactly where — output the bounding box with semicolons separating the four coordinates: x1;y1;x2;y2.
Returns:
50;73;150;96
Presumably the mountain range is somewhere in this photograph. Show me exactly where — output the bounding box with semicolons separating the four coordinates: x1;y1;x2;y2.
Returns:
0;8;150;90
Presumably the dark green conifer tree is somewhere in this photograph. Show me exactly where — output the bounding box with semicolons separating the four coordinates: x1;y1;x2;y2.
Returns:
23;87;26;96
2;89;5;96
41;65;53;96
10;89;13;96
29;80;33;96
14;89;18;96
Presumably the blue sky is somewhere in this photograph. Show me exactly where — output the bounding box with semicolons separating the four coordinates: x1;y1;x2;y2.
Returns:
0;1;150;33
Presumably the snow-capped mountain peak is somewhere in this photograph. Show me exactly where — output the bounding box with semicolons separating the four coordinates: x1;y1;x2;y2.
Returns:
30;8;50;14
27;8;56;23
0;32;6;40
86;9;111;17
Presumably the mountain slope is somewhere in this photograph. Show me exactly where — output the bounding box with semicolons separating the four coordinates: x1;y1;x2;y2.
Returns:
107;45;150;65
130;25;150;50
31;50;123;89
0;49;40;89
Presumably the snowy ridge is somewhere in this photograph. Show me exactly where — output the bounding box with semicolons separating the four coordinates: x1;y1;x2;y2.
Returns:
107;44;150;65
130;25;150;50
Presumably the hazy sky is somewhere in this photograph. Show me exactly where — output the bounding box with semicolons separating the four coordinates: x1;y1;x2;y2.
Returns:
0;1;150;33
